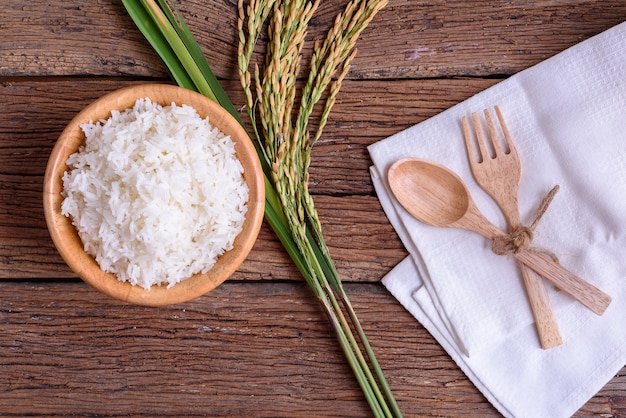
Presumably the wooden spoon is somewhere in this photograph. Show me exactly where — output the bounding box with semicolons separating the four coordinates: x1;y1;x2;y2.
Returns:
387;158;611;315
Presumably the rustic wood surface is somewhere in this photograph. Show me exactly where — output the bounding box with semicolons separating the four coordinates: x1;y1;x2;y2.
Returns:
1;0;624;416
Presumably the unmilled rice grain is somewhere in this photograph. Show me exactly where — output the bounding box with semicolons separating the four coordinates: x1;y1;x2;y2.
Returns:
61;98;249;290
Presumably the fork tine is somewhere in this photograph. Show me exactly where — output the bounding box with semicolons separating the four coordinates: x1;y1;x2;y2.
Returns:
484;108;506;156
471;112;491;162
461;115;480;162
494;105;519;157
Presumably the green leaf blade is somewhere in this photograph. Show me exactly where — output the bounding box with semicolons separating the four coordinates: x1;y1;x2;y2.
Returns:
122;0;196;90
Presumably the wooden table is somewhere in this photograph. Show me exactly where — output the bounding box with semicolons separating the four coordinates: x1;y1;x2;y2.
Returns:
2;1;624;416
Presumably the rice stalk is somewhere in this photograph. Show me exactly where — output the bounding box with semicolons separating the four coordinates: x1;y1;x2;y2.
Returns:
238;1;401;417
122;0;400;416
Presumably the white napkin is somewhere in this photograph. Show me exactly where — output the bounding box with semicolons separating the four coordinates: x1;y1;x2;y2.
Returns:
368;22;626;418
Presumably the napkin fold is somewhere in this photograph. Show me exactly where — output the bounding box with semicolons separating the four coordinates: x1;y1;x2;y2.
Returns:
368;22;626;418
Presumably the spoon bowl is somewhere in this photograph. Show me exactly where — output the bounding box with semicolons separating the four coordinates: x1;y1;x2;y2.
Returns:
388;158;499;239
388;158;469;227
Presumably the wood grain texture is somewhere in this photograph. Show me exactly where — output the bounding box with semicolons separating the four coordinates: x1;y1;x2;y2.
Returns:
1;281;623;417
2;1;626;78
0;282;480;417
0;0;624;416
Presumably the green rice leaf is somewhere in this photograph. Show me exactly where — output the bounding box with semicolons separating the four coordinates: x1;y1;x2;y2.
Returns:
122;0;196;90
156;0;242;123
137;0;217;101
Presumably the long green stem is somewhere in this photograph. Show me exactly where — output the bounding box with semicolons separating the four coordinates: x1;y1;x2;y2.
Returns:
310;230;402;417
303;238;392;417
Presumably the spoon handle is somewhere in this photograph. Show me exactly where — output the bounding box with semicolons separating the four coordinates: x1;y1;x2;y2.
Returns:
515;250;611;315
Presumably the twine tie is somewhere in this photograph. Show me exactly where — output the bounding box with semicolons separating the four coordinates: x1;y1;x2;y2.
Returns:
491;185;560;258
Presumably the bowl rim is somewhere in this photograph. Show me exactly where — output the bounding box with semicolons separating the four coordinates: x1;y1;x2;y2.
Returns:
43;83;265;306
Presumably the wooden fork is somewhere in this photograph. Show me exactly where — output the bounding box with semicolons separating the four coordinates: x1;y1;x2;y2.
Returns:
462;106;563;349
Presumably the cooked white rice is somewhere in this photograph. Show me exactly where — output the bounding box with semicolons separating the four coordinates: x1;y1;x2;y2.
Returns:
61;98;249;290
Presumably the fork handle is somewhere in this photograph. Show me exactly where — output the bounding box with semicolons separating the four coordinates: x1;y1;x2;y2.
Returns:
518;263;563;348
515;250;611;315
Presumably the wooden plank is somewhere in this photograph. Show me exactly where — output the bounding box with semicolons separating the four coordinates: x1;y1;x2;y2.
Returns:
356;0;626;79
1;2;167;78
0;78;494;184
2;1;625;78
0;187;406;281
2;77;493;280
0;280;622;416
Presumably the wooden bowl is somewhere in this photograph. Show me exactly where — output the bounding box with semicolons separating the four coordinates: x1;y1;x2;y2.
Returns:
43;84;265;306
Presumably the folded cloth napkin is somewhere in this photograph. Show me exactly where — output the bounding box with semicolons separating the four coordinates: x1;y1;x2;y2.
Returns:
368;22;626;418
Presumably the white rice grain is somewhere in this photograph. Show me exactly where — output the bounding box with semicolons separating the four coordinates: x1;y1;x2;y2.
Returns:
61;98;248;290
